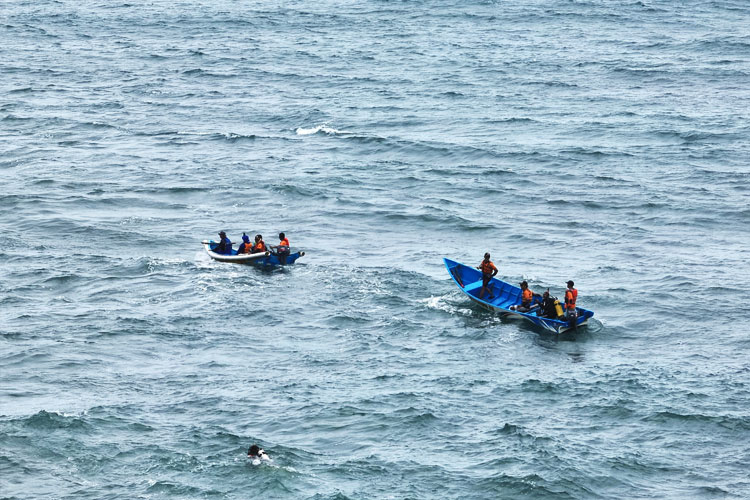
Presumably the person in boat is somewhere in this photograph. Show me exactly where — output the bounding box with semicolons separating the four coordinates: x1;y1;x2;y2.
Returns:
510;281;541;312
538;289;560;319
237;233;252;254
273;232;290;252
251;234;267;253
215;231;232;255
476;253;498;299
564;280;578;321
272;232;291;263
247;444;271;462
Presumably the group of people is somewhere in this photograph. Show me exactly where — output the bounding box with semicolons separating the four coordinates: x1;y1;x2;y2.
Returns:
214;231;290;256
477;253;578;321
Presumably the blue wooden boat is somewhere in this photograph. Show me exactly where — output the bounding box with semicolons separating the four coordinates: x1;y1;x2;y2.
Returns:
444;258;593;334
202;240;305;267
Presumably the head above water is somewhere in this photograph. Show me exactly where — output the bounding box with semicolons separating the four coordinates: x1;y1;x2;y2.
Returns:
242;233;250;243
255;234;262;242
543;289;550;298
484;252;490;260
219;231;226;238
248;444;260;456
567;280;574;288
519;280;528;289
279;232;285;240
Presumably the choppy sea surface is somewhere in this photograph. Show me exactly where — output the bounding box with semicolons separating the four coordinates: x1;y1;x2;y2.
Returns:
2;1;750;498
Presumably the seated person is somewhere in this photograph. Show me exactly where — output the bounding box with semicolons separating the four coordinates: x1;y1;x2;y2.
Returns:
214;231;232;255
251;234;267;253
510;281;540;312
273;232;291;263
538;289;561;319
274;232;290;253
237;233;252;254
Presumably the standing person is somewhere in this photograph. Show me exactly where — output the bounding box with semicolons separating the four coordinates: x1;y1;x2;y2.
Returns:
252;234;267;253
237;233;252;254
476;252;498;300
564;280;578;321
215;231;232;255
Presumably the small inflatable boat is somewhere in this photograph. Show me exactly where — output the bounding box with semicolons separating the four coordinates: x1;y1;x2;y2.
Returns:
444;258;593;334
202;240;305;267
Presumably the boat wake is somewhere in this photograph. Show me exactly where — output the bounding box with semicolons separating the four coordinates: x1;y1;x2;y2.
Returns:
419;293;473;317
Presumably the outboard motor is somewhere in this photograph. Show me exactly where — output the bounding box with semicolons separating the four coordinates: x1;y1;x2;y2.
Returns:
568;309;579;330
276;245;290;264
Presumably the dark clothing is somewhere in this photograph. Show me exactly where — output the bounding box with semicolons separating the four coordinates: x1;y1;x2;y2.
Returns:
482;273;493;287
566;307;579;328
539;296;559;319
215;236;232;255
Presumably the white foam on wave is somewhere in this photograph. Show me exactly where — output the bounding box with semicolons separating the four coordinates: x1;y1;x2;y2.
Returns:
177;130;213;136
50;410;86;418
193;250;215;270
175;130;257;139
420;294;473;316
295;124;346;136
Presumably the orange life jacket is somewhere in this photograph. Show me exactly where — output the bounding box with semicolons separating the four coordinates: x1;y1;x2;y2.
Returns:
279;238;290;247
565;288;578;309
238;243;251;254
522;288;533;303
480;260;496;275
254;242;266;252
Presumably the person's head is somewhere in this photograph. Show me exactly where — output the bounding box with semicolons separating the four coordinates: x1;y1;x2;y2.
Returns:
520;280;528;289
257;234;263;241
484;252;490;260
567;280;574;289
242;233;250;243
219;231;226;238
279;232;285;241
248;444;260;456
543;289;550;298
254;234;261;242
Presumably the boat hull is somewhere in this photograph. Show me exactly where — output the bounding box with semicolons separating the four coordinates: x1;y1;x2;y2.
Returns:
444;258;593;334
202;240;304;267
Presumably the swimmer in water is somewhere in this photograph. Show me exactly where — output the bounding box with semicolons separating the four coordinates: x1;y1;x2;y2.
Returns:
247;444;271;464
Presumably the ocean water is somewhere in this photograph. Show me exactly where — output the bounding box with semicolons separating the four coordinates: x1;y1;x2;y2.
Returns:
2;0;750;498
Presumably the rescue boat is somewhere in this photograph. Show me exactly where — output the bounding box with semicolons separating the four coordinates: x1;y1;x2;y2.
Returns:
202;240;305;267
444;258;594;334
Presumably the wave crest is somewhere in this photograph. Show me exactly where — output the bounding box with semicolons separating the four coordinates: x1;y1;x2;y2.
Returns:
295;124;347;136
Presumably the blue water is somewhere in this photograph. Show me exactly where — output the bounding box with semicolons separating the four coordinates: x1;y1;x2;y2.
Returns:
2;1;750;498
